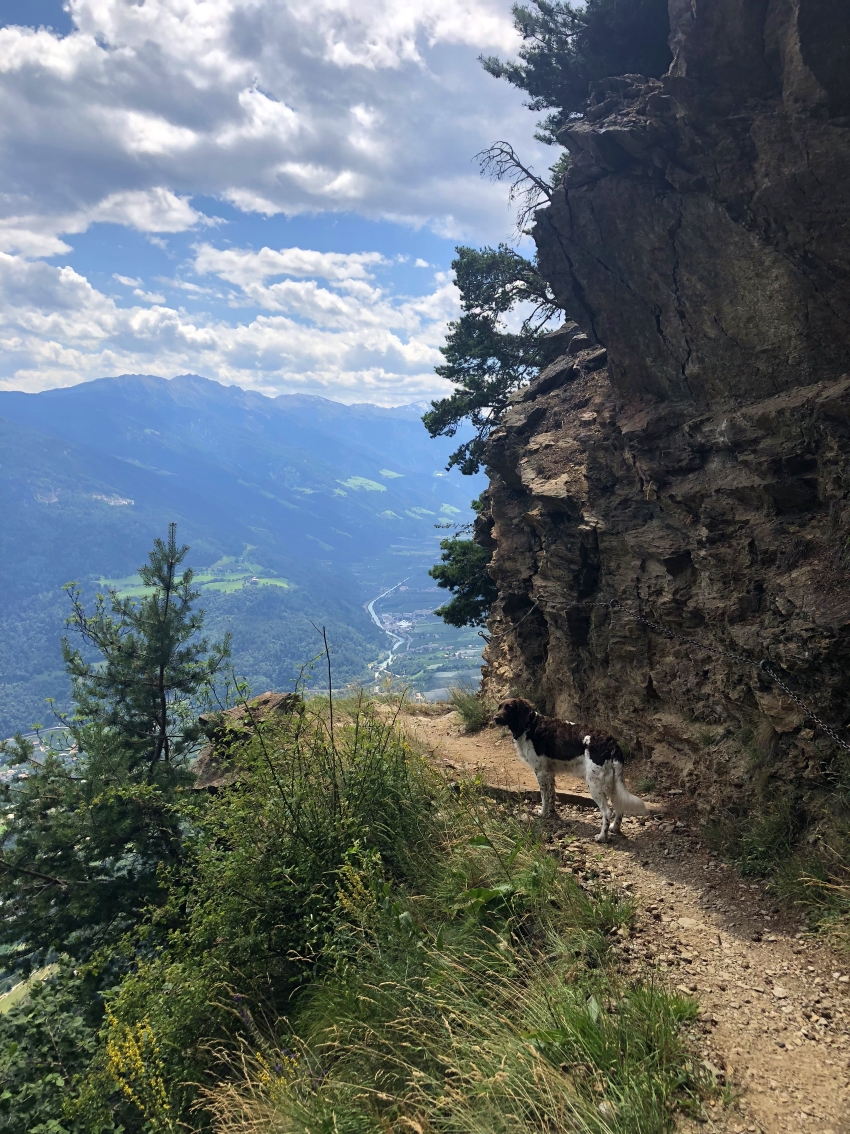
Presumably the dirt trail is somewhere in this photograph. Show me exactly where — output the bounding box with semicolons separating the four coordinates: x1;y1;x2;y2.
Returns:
401;710;850;1134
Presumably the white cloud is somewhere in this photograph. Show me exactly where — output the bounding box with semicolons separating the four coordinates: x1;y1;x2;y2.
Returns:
0;244;461;402
89;189;205;232
0;189;209;262
0;0;540;243
193;244;387;288
0;1;551;399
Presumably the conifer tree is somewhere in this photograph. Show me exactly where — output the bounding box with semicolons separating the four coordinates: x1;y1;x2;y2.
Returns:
0;525;230;964
481;0;672;143
62;523;228;778
423;245;561;476
430;535;498;628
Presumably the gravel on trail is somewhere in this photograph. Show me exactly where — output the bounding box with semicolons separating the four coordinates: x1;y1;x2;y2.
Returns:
401;709;850;1134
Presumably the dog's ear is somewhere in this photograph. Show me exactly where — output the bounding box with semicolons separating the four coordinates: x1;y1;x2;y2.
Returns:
511;698;534;727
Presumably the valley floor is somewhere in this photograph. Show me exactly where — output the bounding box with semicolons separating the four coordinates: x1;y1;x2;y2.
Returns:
400;709;850;1134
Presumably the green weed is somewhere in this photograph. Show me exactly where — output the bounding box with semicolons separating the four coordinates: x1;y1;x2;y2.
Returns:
449;684;495;733
705;789;850;950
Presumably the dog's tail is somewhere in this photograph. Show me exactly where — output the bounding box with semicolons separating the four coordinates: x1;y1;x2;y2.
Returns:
612;761;646;815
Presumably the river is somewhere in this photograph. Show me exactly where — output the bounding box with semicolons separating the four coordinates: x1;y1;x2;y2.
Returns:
366;578;409;674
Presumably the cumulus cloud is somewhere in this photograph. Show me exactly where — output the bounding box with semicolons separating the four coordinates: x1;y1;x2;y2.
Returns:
0;0;548;397
0;190;209;260
0;244;461;402
193;245;387;288
0;0;538;243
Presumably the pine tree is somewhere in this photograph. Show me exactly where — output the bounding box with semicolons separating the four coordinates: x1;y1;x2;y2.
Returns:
430;536;498;628
0;525;230;964
62;523;229;778
422;245;562;475
481;0;672;144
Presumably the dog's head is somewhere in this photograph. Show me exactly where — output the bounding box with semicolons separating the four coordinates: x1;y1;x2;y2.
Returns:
493;697;537;736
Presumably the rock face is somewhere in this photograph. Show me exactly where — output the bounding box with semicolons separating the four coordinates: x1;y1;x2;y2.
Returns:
482;0;850;797
194;691;302;789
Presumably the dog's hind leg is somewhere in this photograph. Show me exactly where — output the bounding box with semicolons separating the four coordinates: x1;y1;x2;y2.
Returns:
585;759;612;842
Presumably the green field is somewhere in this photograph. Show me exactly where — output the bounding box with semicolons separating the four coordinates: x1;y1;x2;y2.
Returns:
0;965;58;1014
101;554;291;598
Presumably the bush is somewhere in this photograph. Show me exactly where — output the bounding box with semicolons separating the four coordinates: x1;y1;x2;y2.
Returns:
449;684;496;733
199;786;712;1134
0;967;117;1134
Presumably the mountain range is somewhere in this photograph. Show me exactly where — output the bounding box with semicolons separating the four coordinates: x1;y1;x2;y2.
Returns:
0;374;485;735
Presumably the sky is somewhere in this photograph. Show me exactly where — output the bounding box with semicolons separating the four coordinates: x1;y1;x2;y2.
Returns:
0;0;553;404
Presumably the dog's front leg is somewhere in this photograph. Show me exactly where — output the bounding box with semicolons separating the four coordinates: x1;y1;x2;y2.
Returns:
535;761;556;820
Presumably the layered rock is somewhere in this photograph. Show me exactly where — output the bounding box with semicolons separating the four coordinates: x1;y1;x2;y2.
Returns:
194;691;302;789
482;0;850;795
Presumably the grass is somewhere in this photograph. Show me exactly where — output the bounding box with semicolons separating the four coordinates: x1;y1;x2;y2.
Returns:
198;776;713;1133
339;476;387;492
449;684;496;733
100;566;291;598
705;786;850;950
82;696;716;1132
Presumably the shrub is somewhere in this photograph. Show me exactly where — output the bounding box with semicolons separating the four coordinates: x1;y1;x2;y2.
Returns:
199;797;712;1134
0;967;118;1134
449;684;496;733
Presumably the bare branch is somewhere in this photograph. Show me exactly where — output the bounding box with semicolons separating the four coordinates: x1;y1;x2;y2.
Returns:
0;857;71;889
477;141;552;231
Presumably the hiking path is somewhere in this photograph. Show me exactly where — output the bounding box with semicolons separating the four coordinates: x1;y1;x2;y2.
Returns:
400;709;850;1134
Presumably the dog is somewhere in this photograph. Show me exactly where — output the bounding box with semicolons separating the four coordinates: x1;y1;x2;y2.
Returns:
493;697;646;841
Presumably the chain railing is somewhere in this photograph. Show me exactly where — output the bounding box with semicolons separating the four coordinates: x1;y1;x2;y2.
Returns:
482;595;850;753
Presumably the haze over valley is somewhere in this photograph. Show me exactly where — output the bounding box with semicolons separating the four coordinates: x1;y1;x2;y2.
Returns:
0;373;484;735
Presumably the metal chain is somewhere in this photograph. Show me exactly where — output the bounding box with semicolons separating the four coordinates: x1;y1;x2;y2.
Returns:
484;596;850;752
756;662;850;753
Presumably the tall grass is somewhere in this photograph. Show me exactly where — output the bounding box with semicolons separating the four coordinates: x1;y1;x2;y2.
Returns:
195;740;711;1132
449;685;495;733
81;694;714;1132
204;955;704;1134
705;785;850;948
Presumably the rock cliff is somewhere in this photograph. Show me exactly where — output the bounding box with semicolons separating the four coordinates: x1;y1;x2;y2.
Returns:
481;0;850;801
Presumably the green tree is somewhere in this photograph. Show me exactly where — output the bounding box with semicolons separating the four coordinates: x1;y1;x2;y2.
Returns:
481;0;672;143
0;525;230;964
422;244;562;475
430;501;498;628
0;967;117;1134
62;523;228;777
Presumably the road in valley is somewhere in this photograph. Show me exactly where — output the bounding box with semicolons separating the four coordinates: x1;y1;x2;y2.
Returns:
366;579;409;675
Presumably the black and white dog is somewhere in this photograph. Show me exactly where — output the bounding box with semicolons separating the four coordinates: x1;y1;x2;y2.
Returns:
493;698;646;841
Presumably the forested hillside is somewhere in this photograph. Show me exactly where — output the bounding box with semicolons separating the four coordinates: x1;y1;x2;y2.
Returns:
0;374;484;734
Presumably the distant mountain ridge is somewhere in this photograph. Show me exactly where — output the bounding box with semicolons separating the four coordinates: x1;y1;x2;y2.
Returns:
0;374;484;736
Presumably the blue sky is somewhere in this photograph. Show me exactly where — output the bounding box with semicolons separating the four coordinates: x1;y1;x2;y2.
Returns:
0;0;551;403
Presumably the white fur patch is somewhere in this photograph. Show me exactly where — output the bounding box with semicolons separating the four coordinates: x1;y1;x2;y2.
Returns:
512;733;541;772
510;728;645;841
